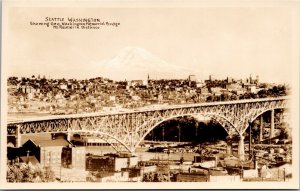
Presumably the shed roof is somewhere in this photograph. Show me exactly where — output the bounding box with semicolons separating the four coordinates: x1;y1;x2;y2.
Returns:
23;138;72;148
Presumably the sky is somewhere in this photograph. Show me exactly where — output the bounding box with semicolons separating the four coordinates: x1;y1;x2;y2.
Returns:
3;2;299;84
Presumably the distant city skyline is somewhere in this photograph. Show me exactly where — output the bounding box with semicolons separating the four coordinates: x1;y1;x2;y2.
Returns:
10;72;264;84
4;6;299;84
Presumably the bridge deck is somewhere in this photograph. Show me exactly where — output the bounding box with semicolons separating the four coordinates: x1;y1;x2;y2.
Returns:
7;96;288;124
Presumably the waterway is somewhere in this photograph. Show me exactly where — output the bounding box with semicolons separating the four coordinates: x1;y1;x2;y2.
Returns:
19;132;197;162
8;112;52;121
86;146;197;162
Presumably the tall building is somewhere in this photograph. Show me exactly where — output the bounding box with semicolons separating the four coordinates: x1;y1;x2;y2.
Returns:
256;75;259;83
188;75;197;82
227;76;234;83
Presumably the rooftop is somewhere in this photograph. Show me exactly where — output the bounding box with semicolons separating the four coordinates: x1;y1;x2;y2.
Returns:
23;138;72;147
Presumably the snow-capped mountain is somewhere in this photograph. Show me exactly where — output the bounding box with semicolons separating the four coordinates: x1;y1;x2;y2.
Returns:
98;47;195;81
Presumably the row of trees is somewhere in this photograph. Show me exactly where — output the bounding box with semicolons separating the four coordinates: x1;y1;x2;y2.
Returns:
257;85;287;98
206;85;287;102
7;163;56;183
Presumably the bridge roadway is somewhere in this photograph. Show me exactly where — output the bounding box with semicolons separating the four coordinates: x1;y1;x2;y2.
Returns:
7;96;289;160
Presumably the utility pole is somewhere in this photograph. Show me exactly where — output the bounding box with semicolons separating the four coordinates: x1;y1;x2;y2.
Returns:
152;130;154;141
178;126;181;142
60;163;62;182
167;149;170;181
241;162;244;179
249;122;252;160
49;151;52;168
26;150;30;164
43;148;46;167
162;126;164;142
270;109;275;142
195;124;198;139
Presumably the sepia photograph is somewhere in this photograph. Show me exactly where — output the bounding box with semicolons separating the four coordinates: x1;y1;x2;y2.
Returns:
1;0;299;189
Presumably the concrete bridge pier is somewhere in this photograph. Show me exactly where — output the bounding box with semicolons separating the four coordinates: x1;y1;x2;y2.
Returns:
16;136;21;148
259;115;264;142
67;133;71;142
226;142;232;155
66;129;72;143
15;125;22;148
238;135;245;161
226;136;233;155
270;109;275;139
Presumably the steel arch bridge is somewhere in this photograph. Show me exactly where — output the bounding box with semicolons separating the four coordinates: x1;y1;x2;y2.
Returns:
7;97;289;155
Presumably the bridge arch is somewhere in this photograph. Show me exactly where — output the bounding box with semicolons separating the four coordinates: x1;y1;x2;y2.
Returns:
241;106;288;134
134;113;239;150
69;130;133;152
17;128;133;153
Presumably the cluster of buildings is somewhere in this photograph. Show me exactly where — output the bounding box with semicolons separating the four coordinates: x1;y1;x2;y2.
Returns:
7;131;292;182
7;74;286;115
89;147;291;182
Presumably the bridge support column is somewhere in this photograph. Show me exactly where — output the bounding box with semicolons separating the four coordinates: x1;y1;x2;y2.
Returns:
260;115;264;143
67;132;71;142
16;125;21;148
16;135;21;148
238;135;245;161
270;109;275;140
248;122;252;159
226;136;232;155
227;142;232;155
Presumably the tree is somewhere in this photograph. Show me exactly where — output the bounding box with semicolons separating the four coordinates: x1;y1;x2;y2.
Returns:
7;164;23;182
259;83;268;89
220;93;229;101
154;173;165;182
241;92;251;99
7;77;19;86
230;94;238;100
206;96;213;102
180;156;184;164
250;93;258;99
278;123;292;140
272;86;279;96
142;172;154;182
142;172;169;182
258;89;267;98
